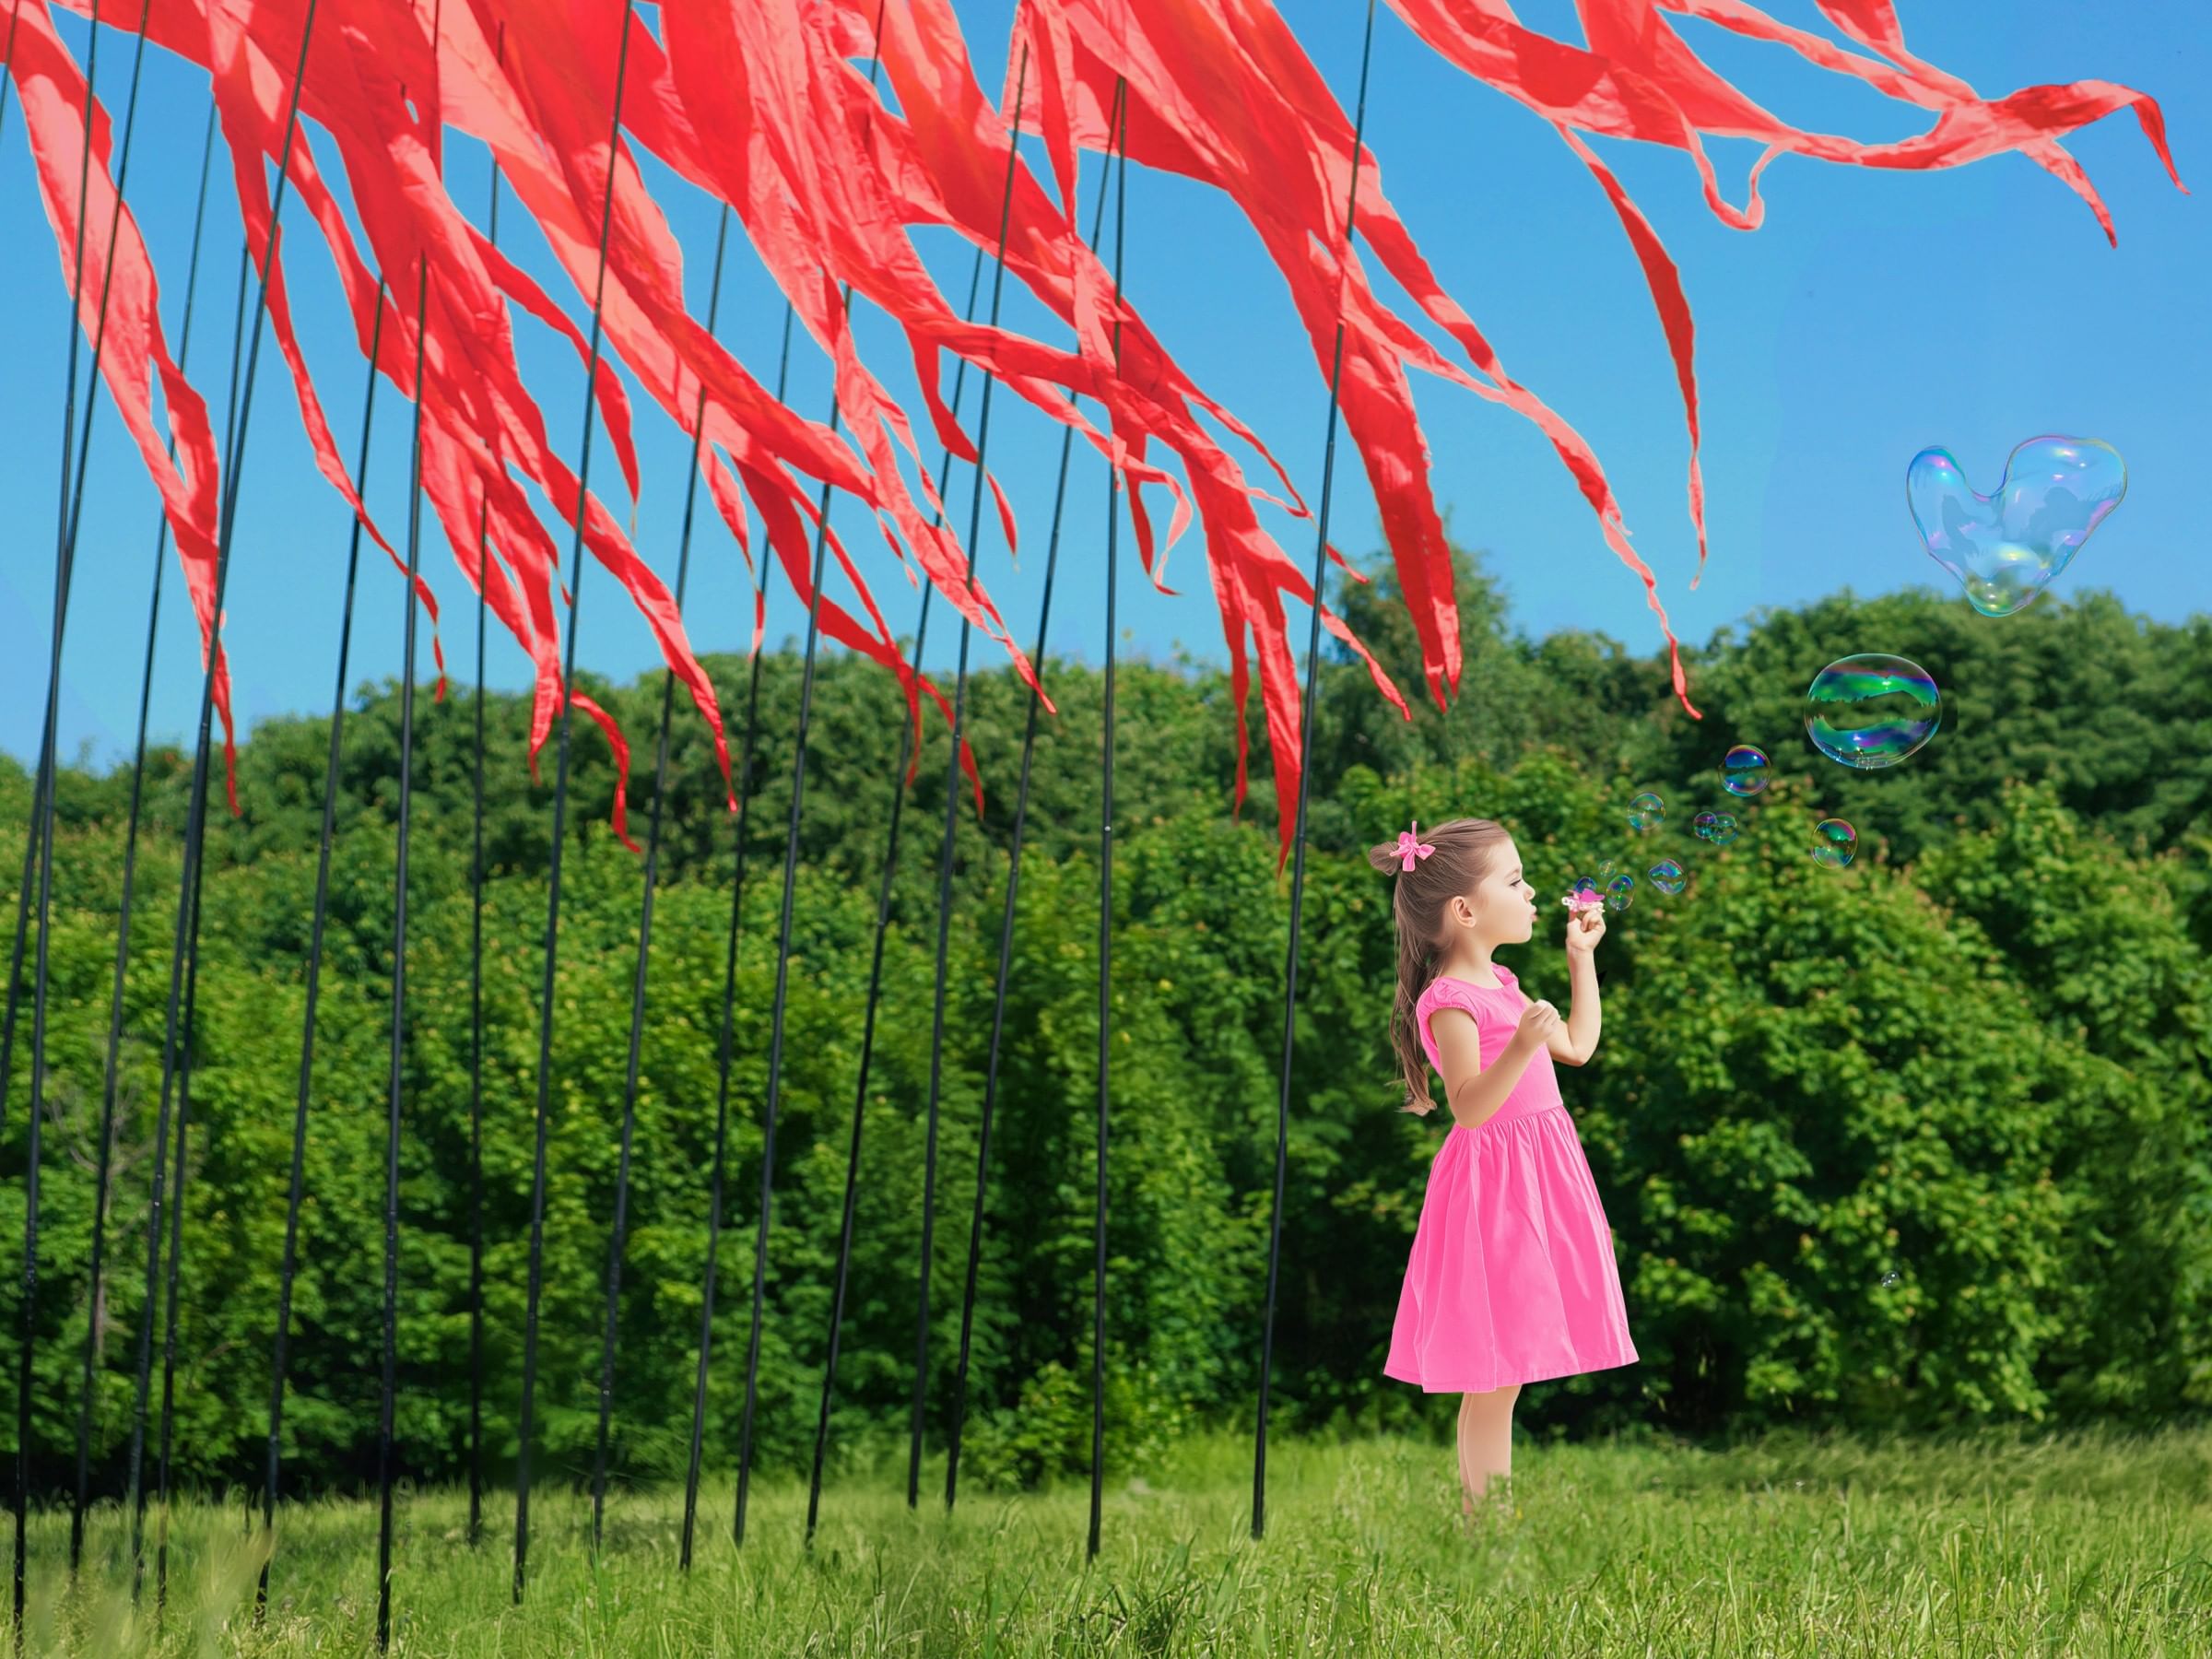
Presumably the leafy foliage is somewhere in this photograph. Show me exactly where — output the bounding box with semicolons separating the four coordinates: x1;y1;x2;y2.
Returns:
2;553;2206;1501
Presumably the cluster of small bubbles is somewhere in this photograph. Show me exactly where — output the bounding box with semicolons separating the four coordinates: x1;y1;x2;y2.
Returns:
1693;811;1739;846
1721;745;1770;796
1805;653;1941;770
1606;875;1635;912
1812;818;1857;869
1908;435;2126;617
1648;860;1686;896
1628;792;1665;832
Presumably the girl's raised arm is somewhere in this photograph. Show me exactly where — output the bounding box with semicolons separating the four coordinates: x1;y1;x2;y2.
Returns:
1551;905;1605;1065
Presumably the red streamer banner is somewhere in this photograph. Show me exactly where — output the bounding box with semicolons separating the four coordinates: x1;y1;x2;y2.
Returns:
15;0;2178;853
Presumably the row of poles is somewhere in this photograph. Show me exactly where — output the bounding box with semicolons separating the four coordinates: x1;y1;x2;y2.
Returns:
0;0;1382;1649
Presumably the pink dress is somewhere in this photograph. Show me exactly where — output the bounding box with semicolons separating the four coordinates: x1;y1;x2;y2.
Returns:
1383;966;1639;1393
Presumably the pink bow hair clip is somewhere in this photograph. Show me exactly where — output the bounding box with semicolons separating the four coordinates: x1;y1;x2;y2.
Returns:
1393;821;1435;873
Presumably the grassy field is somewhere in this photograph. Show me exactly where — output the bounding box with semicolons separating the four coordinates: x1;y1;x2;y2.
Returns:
15;1425;2212;1656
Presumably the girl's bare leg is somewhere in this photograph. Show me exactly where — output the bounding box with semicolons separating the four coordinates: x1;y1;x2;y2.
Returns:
1455;1394;1479;1513
1456;1384;1520;1512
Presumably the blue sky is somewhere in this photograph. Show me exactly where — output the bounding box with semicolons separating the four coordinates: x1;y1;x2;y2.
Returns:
0;0;2203;772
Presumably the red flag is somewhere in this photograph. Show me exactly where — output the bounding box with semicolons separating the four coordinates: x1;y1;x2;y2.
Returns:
29;0;2179;849
836;0;1418;849
1393;0;2183;589
6;0;234;798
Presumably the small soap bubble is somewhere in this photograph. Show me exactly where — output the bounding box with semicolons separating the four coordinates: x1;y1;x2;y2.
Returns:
1805;654;1941;770
1721;745;1770;796
1648;859;1686;896
1692;811;1717;841
1627;793;1665;832
1812;818;1857;869
1879;1271;1900;1288
1597;858;1618;883
1707;813;1739;847
1606;875;1635;912
1908;435;2126;617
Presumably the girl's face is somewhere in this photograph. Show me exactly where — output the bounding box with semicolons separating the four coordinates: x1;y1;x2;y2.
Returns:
1465;836;1537;946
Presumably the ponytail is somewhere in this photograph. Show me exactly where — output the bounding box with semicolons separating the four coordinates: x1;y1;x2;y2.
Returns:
1365;818;1512;1113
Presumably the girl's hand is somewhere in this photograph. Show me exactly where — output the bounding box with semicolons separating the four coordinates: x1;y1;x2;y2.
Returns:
1564;903;1606;958
1509;999;1561;1054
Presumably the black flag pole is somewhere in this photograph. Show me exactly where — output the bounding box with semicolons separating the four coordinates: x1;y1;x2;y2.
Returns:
511;0;641;1604
256;280;388;1619
1253;0;1381;1545
1088;72;1132;1568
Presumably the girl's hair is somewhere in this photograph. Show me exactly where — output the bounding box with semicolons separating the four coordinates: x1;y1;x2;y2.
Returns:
1365;818;1513;1114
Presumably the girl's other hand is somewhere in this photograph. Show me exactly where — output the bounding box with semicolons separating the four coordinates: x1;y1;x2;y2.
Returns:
1565;904;1606;958
1510;999;1561;1054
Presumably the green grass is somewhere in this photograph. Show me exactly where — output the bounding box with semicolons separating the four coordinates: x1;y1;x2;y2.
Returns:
18;1425;2212;1656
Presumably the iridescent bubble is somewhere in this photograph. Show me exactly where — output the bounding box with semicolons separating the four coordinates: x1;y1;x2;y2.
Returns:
1566;876;1599;903
1805;654;1941;770
1908;435;2126;617
1692;811;1718;841
1627;793;1665;832
1606;875;1635;912
1707;813;1739;847
1721;745;1770;796
1812;818;1857;869
1648;859;1686;896
1597;857;1618;883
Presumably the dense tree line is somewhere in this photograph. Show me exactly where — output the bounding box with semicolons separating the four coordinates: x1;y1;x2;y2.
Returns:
2;550;2207;1502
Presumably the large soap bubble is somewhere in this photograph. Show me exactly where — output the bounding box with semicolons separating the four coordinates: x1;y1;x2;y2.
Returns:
1908;436;2126;617
1648;859;1687;896
1628;793;1665;832
1721;745;1770;796
1806;654;1941;770
1812;818;1857;868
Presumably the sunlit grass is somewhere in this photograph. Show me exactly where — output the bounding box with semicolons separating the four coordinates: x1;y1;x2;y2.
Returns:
18;1424;2212;1655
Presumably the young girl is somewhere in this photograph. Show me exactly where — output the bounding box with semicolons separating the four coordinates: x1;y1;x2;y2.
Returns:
1371;818;1638;1516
